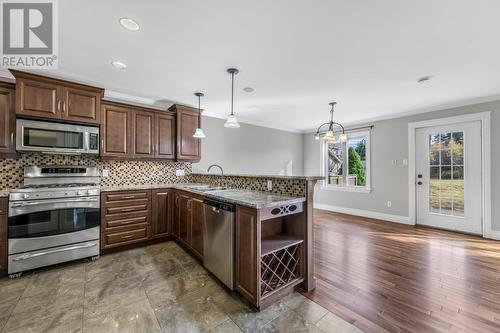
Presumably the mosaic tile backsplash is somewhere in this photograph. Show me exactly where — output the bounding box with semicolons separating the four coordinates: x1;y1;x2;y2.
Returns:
0;154;192;190
191;174;307;197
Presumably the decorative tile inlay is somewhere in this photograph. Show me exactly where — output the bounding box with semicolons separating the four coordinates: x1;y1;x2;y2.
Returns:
0;154;192;190
191;174;307;197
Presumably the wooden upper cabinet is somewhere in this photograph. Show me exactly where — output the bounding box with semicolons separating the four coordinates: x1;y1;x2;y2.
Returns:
101;102;130;158
155;113;175;159
63;87;101;124
16;77;59;118
169;104;201;162
132;110;155;158
0;82;16;156
10;70;103;124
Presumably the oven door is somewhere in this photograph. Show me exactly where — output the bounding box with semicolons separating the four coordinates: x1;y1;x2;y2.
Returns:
16;119;99;155
9;197;100;245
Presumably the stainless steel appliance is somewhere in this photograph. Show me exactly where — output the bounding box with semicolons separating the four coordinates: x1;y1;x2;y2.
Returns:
8;166;100;276
16;119;99;155
203;198;235;289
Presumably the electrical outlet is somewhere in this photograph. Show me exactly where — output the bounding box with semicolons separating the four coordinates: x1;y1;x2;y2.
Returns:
402;159;408;166
391;159;398;165
175;169;185;177
101;169;109;178
387;201;392;208
267;180;273;191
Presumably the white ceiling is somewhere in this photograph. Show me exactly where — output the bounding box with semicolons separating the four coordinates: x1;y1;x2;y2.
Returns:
3;0;500;132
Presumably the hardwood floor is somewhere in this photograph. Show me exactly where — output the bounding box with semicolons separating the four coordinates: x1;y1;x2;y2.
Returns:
302;209;500;333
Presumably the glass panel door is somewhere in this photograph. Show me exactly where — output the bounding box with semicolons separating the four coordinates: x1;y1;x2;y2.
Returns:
428;131;465;217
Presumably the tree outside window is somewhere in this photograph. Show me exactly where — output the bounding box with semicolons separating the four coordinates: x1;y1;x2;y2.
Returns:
325;131;370;189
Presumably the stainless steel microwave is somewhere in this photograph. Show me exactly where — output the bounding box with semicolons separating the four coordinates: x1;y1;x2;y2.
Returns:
16;119;99;155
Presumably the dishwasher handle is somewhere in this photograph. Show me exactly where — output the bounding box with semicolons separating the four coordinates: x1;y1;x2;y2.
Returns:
203;198;235;212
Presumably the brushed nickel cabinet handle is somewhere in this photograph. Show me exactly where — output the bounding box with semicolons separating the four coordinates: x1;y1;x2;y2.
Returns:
10;132;14;144
63;101;66;113
57;100;61;112
121;234;135;239
121;195;137;199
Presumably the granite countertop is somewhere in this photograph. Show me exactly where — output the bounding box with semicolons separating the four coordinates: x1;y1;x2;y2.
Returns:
192;173;324;181
1;183;306;209
101;183;305;209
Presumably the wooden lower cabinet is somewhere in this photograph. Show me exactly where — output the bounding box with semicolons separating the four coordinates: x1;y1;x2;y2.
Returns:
101;190;151;250
190;198;204;259
151;189;172;239
235;206;259;306
175;190;204;260
0;198;8;274
101;189;174;251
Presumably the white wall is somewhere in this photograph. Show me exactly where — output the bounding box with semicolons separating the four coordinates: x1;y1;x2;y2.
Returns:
193;116;304;176
304;100;500;232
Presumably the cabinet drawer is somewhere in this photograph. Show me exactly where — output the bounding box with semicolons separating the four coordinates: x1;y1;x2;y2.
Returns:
104;203;149;215
105;228;147;246
105;215;148;229
103;191;150;202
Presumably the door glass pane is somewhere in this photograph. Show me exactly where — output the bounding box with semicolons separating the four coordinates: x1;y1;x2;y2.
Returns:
428;131;465;217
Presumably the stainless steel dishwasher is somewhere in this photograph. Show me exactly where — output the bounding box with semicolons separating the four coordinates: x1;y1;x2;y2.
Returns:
203;198;236;290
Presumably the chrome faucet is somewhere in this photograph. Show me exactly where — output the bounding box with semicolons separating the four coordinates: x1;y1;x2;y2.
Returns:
207;164;225;187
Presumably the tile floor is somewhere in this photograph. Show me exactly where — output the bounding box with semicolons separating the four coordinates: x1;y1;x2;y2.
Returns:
0;241;362;333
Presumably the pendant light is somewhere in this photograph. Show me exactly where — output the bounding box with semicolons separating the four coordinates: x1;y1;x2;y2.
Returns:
314;102;347;144
193;92;206;138
224;68;240;128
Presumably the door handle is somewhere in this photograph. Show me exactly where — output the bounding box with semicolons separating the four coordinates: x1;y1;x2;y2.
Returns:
12;242;97;261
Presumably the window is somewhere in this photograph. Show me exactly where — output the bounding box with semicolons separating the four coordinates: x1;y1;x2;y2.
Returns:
322;130;371;192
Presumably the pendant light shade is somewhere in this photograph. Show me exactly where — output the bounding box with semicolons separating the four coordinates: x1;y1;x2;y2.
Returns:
224;68;240;128
193;92;206;138
314;102;347;144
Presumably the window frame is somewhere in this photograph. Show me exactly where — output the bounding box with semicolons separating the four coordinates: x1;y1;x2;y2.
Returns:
320;129;371;193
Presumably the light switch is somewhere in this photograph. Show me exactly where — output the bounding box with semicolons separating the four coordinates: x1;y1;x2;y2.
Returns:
267;180;273;191
101;169;109;178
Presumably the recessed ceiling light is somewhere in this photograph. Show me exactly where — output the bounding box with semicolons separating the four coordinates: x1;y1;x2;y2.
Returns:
119;17;140;31
417;75;433;83
111;61;127;70
243;87;255;93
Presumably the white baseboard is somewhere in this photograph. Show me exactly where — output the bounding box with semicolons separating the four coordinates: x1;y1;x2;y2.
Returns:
484;230;500;241
314;203;413;225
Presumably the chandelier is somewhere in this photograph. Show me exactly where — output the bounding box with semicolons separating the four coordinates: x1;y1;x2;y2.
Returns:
314;102;347;144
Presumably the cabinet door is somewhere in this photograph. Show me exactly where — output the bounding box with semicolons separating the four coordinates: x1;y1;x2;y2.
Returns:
101;103;130;157
0;85;16;155
0;198;7;273
16;78;61;119
151;189;171;239
132;110;155;158
62;87;101;124
172;192;180;239
190;198;204;259
178;194;192;246
235;206;259;306
156;113;175;159
176;108;201;161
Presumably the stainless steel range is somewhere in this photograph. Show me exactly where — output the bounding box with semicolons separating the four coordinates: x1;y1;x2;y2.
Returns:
8;166;100;277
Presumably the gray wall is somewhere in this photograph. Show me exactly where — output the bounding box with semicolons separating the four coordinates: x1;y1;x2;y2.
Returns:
303;100;500;231
193;116;304;176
